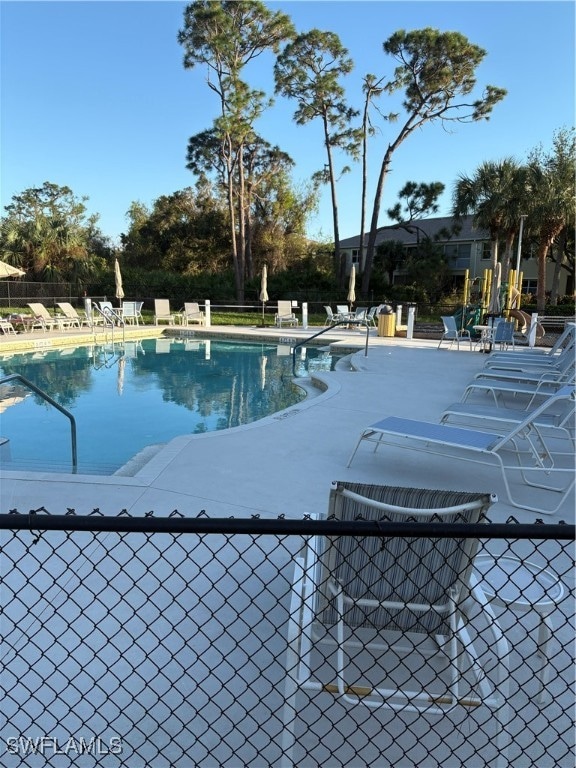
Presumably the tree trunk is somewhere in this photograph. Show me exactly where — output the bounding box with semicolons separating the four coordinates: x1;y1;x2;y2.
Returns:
490;239;499;272
536;241;549;313
358;89;371;276
549;227;567;305
322;116;342;285
362;150;392;296
223;135;244;303
237;148;248;294
536;223;563;312
501;233;515;282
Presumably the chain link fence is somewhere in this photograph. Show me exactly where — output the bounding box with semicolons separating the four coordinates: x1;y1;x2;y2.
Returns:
0;509;573;767
0;281;75;309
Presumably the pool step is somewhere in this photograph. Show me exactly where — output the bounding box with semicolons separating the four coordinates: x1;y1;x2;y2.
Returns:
114;443;166;476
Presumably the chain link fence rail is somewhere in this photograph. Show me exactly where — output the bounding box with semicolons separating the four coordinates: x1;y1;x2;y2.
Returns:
0;509;573;767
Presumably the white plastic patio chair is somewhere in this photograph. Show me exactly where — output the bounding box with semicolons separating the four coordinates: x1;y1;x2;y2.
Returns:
282;482;509;768
491;320;515;351
182;302;205;326
97;301;122;325
0;317;17;334
365;306;378;326
336;304;353;321
324;306;339;326
154;299;175;325
347;387;575;514
121;301;143;325
274;301;298;327
438;316;472;351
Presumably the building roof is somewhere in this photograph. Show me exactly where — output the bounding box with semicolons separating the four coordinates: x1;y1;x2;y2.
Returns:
340;215;490;249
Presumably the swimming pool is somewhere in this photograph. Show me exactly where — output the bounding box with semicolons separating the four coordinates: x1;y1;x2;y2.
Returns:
0;338;335;475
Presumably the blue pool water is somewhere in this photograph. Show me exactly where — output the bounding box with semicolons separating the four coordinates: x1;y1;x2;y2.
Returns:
0;338;334;475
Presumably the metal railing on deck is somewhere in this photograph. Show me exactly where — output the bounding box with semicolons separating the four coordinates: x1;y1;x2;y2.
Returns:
0;373;77;471
292;320;370;375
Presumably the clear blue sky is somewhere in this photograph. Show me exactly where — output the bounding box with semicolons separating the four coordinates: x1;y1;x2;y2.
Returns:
1;1;574;245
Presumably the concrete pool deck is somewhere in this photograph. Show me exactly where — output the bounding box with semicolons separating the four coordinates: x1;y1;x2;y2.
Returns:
1;323;573;523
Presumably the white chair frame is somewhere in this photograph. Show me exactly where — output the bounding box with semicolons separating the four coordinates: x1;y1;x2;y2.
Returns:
281;483;509;768
347;387;575;515
438;315;472;351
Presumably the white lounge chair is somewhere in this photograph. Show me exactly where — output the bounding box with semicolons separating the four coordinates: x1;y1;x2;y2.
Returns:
282;481;509;767
462;374;575;410
474;352;575;385
347;389;576;514
154;299;175;326
27;303;68;331
56;302;88;328
438;315;472;351
488;322;575;363
182;302;205;326
275;301;298;328
483;340;575;373
441;386;575;446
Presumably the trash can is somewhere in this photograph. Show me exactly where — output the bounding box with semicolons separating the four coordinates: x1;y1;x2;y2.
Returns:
378;314;396;337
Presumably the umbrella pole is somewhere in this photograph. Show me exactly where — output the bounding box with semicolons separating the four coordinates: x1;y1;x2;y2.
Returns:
261;302;265;328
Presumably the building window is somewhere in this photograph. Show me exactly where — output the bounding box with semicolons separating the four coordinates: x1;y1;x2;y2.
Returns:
443;243;471;269
481;242;491;260
521;279;537;295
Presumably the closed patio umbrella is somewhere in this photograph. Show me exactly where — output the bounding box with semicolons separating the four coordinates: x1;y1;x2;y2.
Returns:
347;264;356;312
486;263;502;352
487;263;502;316
259;265;269;327
114;258;124;306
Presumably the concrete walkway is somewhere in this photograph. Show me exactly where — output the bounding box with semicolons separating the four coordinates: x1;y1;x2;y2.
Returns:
1;324;572;523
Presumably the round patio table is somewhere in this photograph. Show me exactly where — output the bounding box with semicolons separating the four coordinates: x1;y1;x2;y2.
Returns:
473;324;493;353
473;554;565;706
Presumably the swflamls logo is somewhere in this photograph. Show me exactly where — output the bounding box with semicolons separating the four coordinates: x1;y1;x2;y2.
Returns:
5;736;123;756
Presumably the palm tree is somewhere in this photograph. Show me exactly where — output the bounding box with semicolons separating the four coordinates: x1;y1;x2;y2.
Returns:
525;128;575;311
452;158;526;275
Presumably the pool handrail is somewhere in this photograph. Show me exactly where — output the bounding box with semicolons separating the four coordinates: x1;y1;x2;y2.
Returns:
292;320;369;376
93;304;125;343
0;373;77;473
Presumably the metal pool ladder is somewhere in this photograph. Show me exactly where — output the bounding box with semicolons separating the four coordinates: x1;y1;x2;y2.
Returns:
0;373;77;473
291;320;370;375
